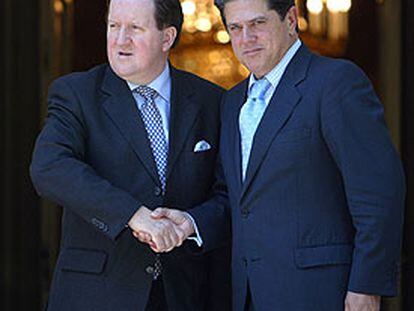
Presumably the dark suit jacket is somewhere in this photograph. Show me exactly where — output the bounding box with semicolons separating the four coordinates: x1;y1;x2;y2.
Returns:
30;64;231;311
190;45;406;311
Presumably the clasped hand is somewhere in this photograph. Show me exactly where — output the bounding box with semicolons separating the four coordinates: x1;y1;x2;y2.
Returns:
128;206;195;253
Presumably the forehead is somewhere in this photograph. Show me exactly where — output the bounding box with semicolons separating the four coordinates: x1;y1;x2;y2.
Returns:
224;0;270;23
108;0;155;19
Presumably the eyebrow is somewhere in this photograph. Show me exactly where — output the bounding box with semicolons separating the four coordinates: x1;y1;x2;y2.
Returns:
228;15;268;26
106;19;144;25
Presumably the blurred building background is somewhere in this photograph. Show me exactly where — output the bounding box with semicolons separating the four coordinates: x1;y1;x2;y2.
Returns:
1;0;413;310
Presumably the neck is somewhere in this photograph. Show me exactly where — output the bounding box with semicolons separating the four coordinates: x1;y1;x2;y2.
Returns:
128;57;168;85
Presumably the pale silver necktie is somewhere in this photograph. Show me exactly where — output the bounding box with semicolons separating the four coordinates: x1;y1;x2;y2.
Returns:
239;78;271;181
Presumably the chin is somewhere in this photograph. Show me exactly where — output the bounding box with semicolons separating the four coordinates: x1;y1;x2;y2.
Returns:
245;64;259;75
112;67;133;80
114;62;135;73
244;60;261;73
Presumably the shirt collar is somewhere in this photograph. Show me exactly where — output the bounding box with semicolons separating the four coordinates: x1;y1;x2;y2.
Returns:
126;63;171;102
248;38;302;92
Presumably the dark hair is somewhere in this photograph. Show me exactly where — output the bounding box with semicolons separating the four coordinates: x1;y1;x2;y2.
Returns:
214;0;295;27
107;0;184;48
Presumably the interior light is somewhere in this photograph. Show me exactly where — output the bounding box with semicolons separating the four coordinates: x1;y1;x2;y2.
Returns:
307;0;324;14
195;17;212;32
181;0;196;16
327;0;352;13
215;30;230;44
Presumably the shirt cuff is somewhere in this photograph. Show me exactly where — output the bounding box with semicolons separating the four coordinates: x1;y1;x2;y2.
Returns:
185;212;203;247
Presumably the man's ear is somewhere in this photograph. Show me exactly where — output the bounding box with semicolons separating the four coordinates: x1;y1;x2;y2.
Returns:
286;6;298;36
162;26;178;52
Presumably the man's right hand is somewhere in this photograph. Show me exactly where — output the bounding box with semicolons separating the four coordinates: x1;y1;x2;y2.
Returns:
151;208;195;239
344;291;380;311
128;206;186;252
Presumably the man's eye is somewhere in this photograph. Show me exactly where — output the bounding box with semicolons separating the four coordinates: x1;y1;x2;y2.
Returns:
252;19;266;27
228;25;241;32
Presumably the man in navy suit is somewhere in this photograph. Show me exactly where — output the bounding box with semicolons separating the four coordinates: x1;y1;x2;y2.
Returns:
30;0;231;310
148;0;406;310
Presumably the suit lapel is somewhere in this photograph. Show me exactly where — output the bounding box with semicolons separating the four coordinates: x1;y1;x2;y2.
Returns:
240;45;312;201
100;66;160;185
166;66;200;180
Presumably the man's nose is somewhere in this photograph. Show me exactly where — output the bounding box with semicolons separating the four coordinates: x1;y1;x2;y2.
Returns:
241;26;256;43
116;27;130;45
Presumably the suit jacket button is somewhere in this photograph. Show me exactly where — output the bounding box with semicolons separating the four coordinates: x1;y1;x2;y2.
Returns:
241;209;249;218
154;187;162;197
145;266;154;274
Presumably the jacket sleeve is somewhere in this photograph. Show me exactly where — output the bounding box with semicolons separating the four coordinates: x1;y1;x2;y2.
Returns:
188;155;231;252
187;94;232;252
320;61;406;296
30;77;140;241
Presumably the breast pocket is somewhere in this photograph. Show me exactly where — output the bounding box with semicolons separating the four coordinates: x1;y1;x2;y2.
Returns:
186;138;216;163
275;127;311;143
268;127;311;163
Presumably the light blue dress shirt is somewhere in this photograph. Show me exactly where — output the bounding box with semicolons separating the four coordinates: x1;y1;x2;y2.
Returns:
127;64;171;143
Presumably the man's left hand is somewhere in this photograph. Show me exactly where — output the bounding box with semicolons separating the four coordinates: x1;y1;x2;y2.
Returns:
345;291;380;311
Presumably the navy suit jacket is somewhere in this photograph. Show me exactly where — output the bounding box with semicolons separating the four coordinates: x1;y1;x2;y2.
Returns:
30;64;231;311
190;45;405;311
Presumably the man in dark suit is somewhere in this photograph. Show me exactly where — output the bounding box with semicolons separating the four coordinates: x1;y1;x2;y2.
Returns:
148;0;406;310
29;0;231;310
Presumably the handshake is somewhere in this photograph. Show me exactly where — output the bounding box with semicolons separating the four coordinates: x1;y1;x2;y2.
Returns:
128;206;196;253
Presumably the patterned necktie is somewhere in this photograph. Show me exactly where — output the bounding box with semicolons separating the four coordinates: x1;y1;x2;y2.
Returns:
239;78;271;181
134;85;168;280
134;85;168;192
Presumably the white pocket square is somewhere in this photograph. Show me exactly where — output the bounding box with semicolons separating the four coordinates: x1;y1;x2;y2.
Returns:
193;140;211;153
